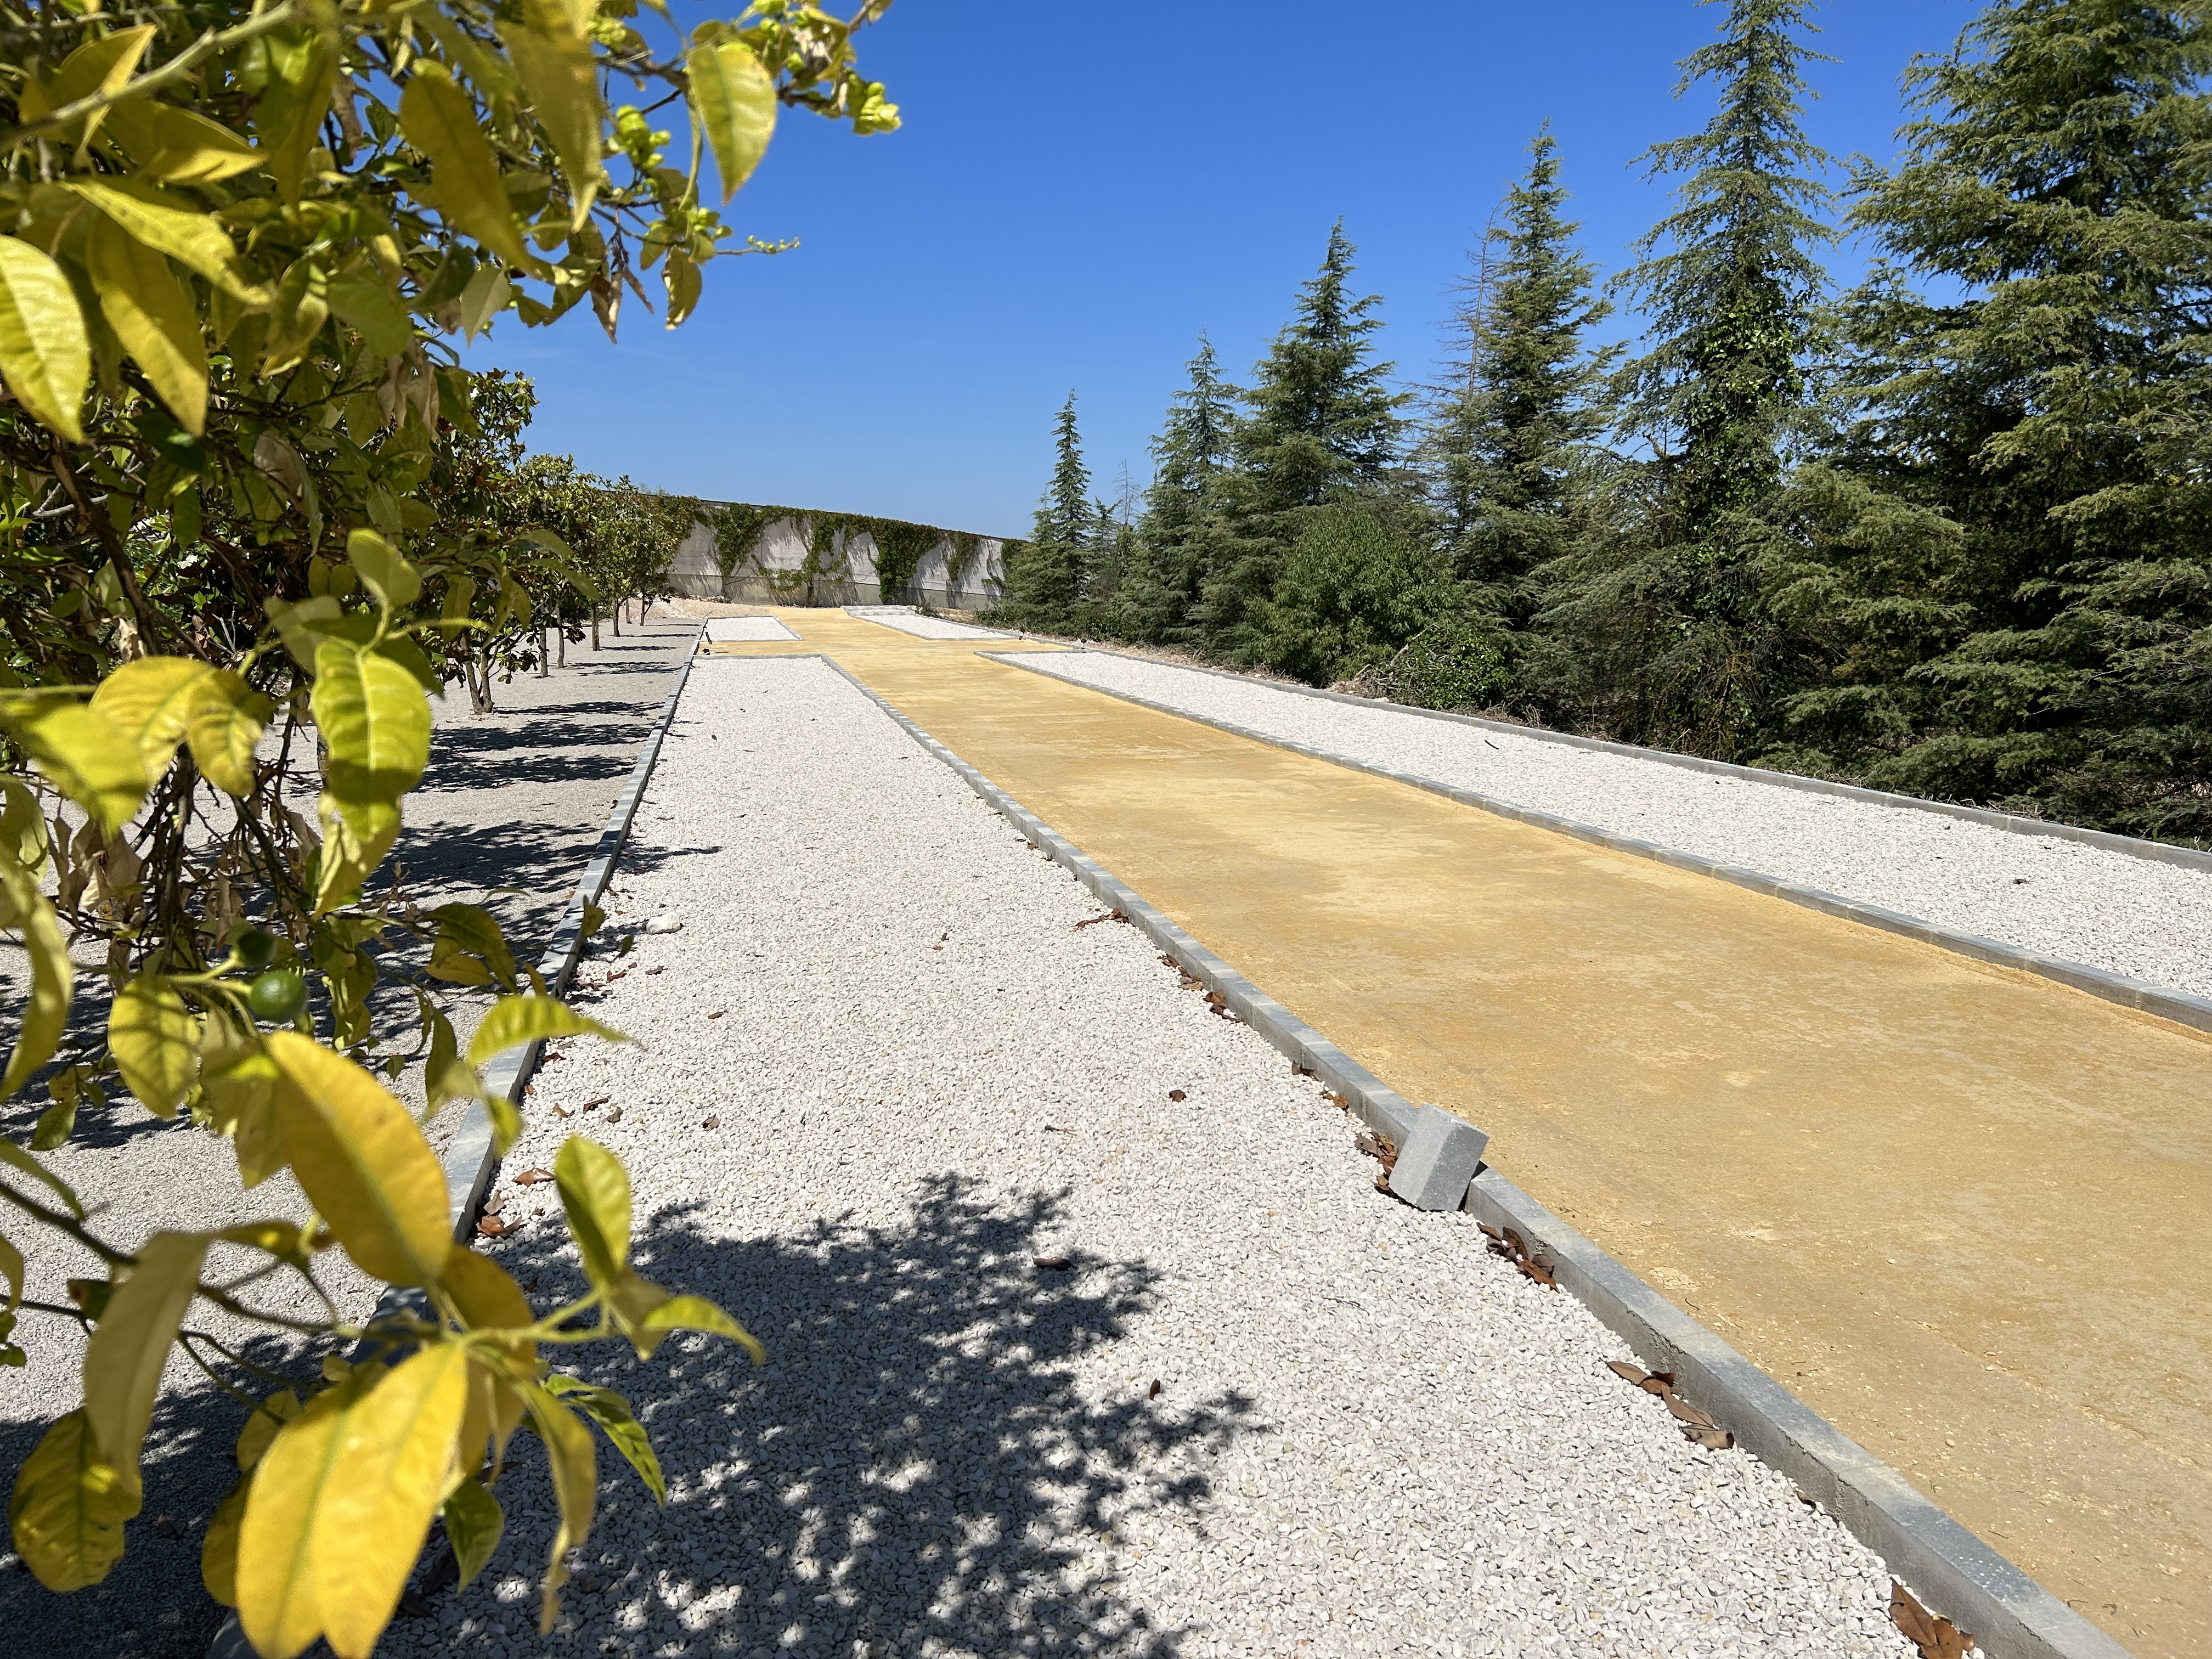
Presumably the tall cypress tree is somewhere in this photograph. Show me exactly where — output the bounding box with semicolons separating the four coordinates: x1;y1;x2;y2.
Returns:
1197;223;1407;658
1000;393;1091;631
1788;0;2212;837
1428;126;1617;620
1110;336;1240;643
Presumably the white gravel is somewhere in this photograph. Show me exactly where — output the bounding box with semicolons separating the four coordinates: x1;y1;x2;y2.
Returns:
847;606;1008;639
1017;650;2212;1003
390;654;1917;1659
706;617;801;642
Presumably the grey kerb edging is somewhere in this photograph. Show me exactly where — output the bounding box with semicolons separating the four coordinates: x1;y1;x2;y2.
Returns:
206;623;705;1659
1060;639;2212;874
753;651;2125;1659
988;652;2212;1038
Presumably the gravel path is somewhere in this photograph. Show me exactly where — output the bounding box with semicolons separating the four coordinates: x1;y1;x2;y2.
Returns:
847;606;1008;639
0;622;700;1658
1017;651;2212;1002
707;617;801;642
393;654;1917;1659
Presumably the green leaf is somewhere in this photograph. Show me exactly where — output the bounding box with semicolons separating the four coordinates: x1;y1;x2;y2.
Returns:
83;1229;211;1486
552;1135;629;1289
466;993;619;1068
109;971;199;1117
310;637;429;909
251;30;336;206
0;847;73;1101
7;1409;139;1592
87;655;212;788
346;527;422;610
0;236;89;442
0;699;148;832
400;63;531;267
501;0;605;226
201;1020;282;1188
328;274;414;358
521;1383;596;1633
687;40;777;202
640;1292;766;1365
63;179;267;303
441;1477;504;1593
543;1374;664;1502
266;1032;453;1288
184;670;274;797
83;211;208;436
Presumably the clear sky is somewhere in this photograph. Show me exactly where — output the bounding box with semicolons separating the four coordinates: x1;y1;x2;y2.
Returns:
470;0;1976;537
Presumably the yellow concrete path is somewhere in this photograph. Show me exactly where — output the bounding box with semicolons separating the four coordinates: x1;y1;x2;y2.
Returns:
712;610;2212;1657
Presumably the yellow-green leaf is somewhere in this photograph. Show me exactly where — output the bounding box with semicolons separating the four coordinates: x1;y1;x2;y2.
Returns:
262;592;346;670
251;31;335;206
266;1031;452;1287
0;1138;81;1219
312;636;431;812
522;1382;596;1632
202;1478;246;1605
235;1388;301;1473
313;788;394;915
466;994;619;1068
87;655;211;788
543;1373;664;1502
233;1363;378;1659
346;527;421;610
687;40;777;202
7;1409;139;1592
0;235;89;442
202;1019;283;1187
109;972;199;1117
0;847;72;1100
400;63;530;266
441;1477;504;1593
63;179;267;303
0;1228;21;1311
184;669;274;797
640;1292;767;1365
84;211;208;436
83;1229;210;1483
43;25;156;148
552;1134;628;1289
103;100;262;184
501;0;605;225
0;699;146;832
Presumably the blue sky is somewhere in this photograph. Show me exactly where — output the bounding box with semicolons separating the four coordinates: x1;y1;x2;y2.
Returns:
472;1;1975;537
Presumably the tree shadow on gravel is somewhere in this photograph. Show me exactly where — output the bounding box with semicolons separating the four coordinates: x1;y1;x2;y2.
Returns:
405;1172;1261;1659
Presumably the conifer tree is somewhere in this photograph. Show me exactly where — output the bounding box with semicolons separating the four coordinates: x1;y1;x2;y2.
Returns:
1197;224;1407;657
1428;127;1618;619
1112;336;1241;644
1000;393;1092;631
1792;0;2212;837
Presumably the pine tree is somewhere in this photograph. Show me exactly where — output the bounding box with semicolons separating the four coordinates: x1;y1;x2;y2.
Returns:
1427;127;1618;618
1000;392;1091;631
1529;0;1833;755
1196;223;1407;658
1792;0;2212;838
1110;336;1240;644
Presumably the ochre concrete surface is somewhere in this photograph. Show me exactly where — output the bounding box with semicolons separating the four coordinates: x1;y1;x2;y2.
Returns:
712;611;2212;1657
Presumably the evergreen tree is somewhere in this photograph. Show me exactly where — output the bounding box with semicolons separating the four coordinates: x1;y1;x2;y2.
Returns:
1111;336;1240;644
1427;127;1618;619
1796;0;2212;837
1196;223;1407;657
1530;0;1834;754
1253;501;1452;685
1000;392;1091;631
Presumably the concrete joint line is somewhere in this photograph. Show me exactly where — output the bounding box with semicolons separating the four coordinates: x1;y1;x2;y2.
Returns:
833;650;2125;1659
1058;641;2212;873
207;622;707;1659
989;653;2212;1038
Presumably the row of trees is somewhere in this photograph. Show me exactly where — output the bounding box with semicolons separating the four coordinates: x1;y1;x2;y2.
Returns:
998;0;2212;846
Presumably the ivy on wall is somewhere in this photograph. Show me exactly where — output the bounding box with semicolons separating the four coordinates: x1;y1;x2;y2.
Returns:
698;499;1001;603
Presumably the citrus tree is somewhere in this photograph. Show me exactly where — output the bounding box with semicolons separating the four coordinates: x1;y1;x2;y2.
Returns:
0;1;896;1654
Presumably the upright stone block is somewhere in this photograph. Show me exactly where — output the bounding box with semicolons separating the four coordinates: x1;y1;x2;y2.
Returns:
1391;1103;1489;1211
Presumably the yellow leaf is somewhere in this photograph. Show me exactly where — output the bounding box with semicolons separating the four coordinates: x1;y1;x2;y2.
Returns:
0;776;47;874
0;846;72;1099
501;0;605;226
266;1032;452;1287
0;698;147;832
184;669;274;797
109;972;198;1117
43;25;156;149
83;1229;210;1484
400;63;529;267
87;654;211;783
103;100;262;184
7;1409;139;1592
235;1389;301;1473
0;236;89;442
201;1478;246;1605
466;993;619;1068
313;788;393;915
346;527;421;610
83;210;207;435
63;179;267;303
522;1382;596;1632
312;636;431;816
552;1135;629;1289
233;1364;379;1659
441;1244;535;1476
687;40;777;202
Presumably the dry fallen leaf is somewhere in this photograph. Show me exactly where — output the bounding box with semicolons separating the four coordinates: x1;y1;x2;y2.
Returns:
476;1215;510;1238
606;1107;624;1124
1663;1395;1717;1430
645;965;664;975
1323;1090;1350;1111
1147;1379;1163;1400
1639;1373;1677;1395
1605;1361;1647;1384
580;1096;611;1111
1158;953;1176;968
1168;1089;1187;1102
551;1104;573;1118
514;1169;556;1186
702;1115;720;1130
708;1009;726;1020
1291;1063;1316;1078
1034;1255;1073;1272
1074;909;1129;930
1890;1582;1976;1658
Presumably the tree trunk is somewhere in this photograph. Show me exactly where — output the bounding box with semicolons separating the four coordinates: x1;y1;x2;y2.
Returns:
537;625;549;676
611;600;621;637
557;627;567;668
591;611;600;650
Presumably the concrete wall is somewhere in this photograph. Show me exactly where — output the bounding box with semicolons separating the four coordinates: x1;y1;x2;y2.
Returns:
662;505;1008;612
